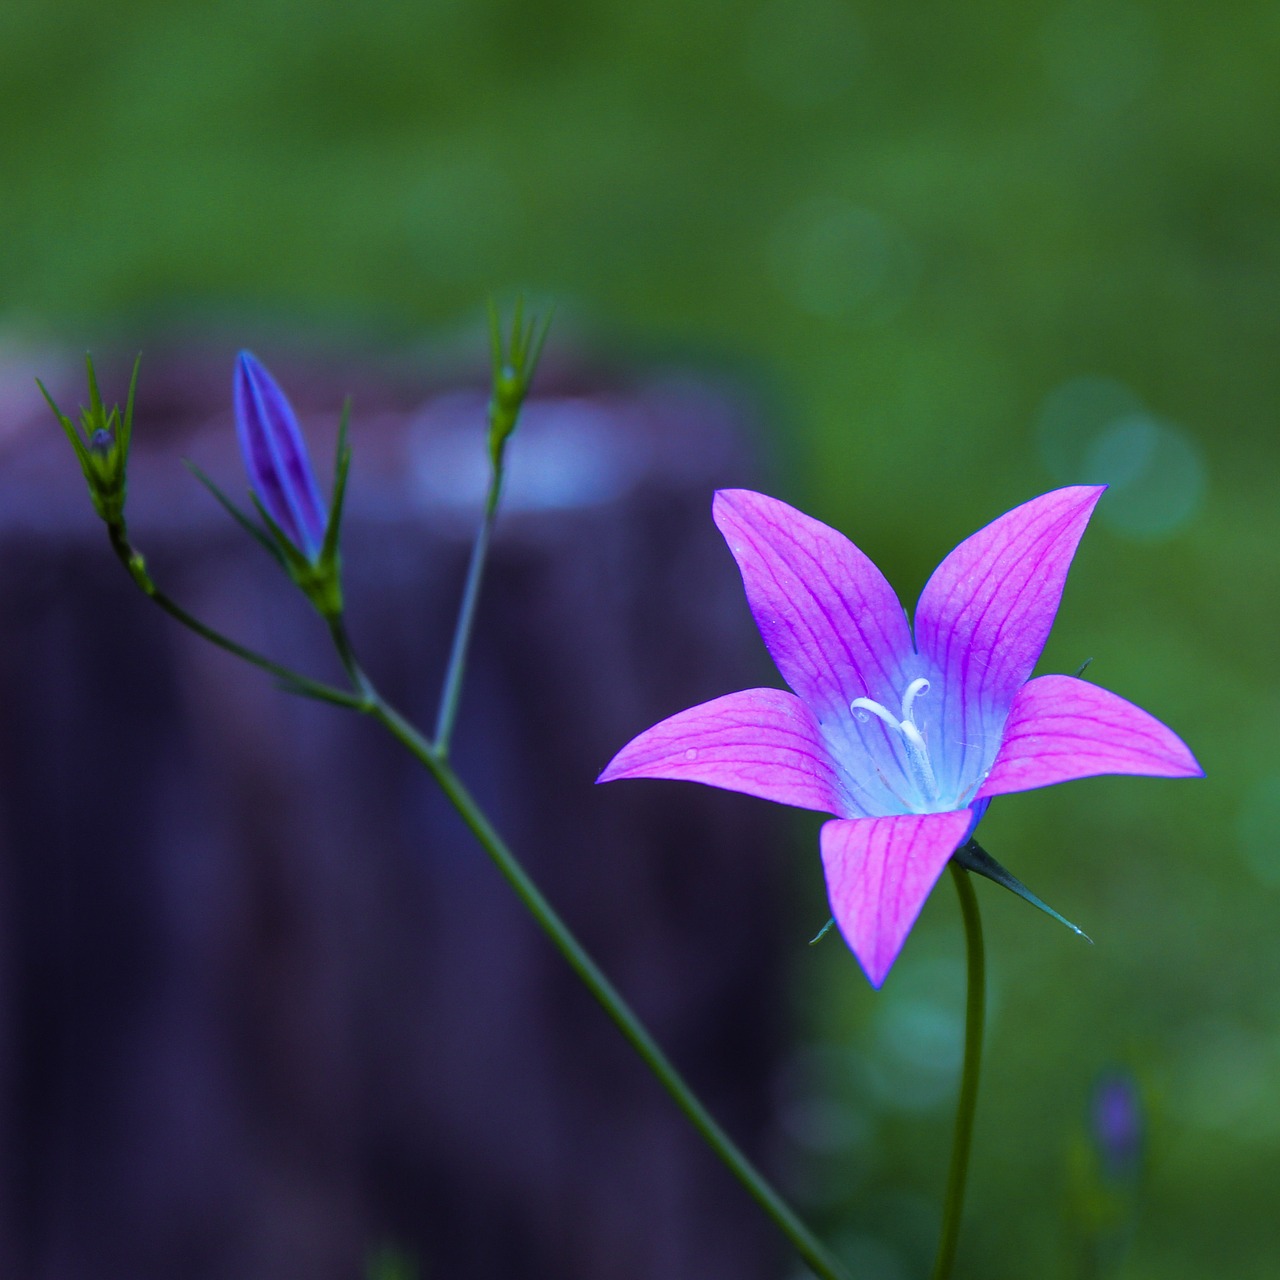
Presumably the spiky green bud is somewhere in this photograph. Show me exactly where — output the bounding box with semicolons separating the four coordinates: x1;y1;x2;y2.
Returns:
486;297;552;469
39;353;140;533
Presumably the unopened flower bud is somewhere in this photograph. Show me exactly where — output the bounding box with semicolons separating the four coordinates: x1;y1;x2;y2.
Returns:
234;351;328;562
230;351;351;619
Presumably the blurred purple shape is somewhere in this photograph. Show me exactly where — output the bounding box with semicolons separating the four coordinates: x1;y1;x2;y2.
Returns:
1091;1069;1143;1181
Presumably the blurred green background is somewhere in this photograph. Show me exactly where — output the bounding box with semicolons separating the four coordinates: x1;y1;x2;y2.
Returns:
2;0;1275;1276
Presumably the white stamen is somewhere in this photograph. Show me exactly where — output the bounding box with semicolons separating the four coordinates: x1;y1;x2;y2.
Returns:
850;678;939;805
900;677;930;725
850;696;898;729
899;719;939;799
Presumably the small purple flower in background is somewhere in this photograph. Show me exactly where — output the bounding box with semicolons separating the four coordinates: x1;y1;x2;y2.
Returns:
234;350;328;562
599;487;1202;987
1091;1070;1144;1182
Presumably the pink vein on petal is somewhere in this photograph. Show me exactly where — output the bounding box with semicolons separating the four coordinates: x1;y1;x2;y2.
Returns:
820;810;973;987
914;487;1104;791
977;674;1204;798
598;687;856;816
713;490;913;719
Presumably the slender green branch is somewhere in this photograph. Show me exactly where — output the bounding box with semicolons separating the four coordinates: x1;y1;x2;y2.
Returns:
433;472;502;755
106;527;364;709
434;299;551;756
931;864;986;1280
327;617;376;705
345;672;850;1280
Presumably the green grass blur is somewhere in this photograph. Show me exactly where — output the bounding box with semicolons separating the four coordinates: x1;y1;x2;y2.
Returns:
3;1;1276;1276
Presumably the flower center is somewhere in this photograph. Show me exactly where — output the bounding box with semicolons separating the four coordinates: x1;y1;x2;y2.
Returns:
850;677;939;804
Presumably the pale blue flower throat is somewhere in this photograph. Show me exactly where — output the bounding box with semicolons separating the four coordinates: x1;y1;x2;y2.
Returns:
850;677;939;804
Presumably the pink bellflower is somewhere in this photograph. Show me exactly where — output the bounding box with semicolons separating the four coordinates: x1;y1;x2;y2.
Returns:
598;487;1201;987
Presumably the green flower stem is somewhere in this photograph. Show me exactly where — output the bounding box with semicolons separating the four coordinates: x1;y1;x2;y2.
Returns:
329;655;851;1280
931;863;986;1280
433;470;502;756
110;535;851;1277
352;415;852;1273
434;297;547;757
106;526;364;709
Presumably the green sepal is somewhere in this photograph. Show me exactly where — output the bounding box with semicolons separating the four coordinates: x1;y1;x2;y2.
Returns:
184;460;286;566
954;839;1092;942
121;350;139;459
809;917;837;946
38;378;91;468
318;399;352;569
250;492;345;620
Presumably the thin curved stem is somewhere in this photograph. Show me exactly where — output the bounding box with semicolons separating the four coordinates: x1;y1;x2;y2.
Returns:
327;617;375;705
107;527;363;708
356;684;850;1280
931;863;986;1280
434;299;549;755
434;472;502;755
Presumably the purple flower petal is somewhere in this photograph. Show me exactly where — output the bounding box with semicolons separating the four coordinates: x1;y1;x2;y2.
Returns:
597;687;855;816
913;486;1105;799
713;488;914;717
977;674;1203;798
234;352;328;560
820;810;974;987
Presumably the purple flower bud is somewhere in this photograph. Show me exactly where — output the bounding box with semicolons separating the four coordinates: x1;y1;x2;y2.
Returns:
233;351;328;561
1090;1070;1143;1181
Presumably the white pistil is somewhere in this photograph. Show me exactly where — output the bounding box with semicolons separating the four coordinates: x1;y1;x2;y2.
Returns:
849;696;900;730
900;676;930;724
851;678;939;804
